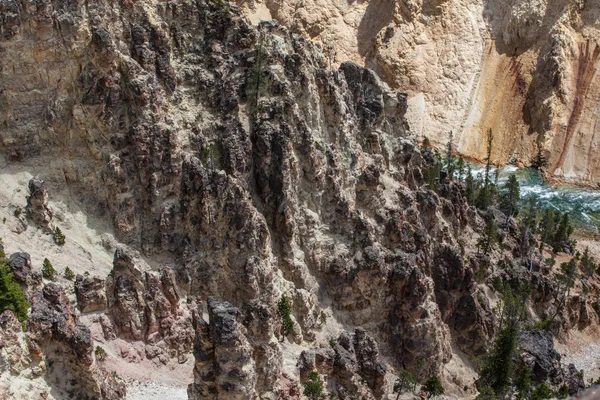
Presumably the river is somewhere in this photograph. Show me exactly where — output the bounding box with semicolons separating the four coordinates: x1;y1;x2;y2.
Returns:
491;166;600;234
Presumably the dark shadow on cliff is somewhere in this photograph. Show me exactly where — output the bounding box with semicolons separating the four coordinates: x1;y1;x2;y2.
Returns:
356;0;394;59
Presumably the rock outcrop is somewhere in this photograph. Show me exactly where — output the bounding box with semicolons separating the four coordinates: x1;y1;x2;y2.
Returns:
106;247;194;364
188;297;257;399
7;252;42;300
0;310;47;398
25;178;53;230
519;330;584;395
7;252;32;284
27;283;126;399
75;274;107;313
298;328;387;399
0;284;126;400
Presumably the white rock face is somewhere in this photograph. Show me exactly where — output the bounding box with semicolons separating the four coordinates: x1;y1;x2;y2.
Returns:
238;0;600;185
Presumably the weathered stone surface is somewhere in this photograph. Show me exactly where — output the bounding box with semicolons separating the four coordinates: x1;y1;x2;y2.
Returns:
0;0;594;397
25;178;53;230
29;283;94;366
519;330;584;394
236;0;600;186
25;284;126;399
75;274;107;313
0;310;48;398
298;329;386;399
8;252;32;283
106;247;193;363
188;297;256;399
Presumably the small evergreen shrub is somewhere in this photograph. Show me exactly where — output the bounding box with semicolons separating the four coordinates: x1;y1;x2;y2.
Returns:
95;346;107;361
394;369;417;395
42;258;56;280
530;384;554;400
515;365;531;400
557;385;568;399
423;376;444;398
0;258;30;322
63;267;75;281
54;227;66;246
278;294;294;336
319;311;327;325
476;385;496;400
303;371;323;399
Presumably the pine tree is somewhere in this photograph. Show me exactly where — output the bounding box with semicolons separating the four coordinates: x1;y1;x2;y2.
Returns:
0;258;30;322
456;157;466;182
515;364;532;400
540;209;557;248
466;165;476;205
522;196;540;233
500;174;520;224
53;227;65;246
553;213;574;252
42;258;56;281
303;371;323;400
476;386;496;400
278;294;294;336
581;247;596;278
446;131;455;180
478;217;498;255
63;267;75;281
476;129;494;209
479;290;524;396
484;129;493;187
394;370;417;399
547;259;578;326
423;376;445;398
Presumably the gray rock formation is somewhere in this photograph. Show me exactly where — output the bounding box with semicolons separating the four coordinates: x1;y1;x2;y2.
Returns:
106;247;194;364
75;274;107;313
27;283;126;399
519;330;584;394
8;252;32;283
298;328;386;399
25;178;53;231
188;297;257;399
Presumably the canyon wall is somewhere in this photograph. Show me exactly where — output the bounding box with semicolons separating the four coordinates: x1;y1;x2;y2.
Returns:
236;0;600;186
0;0;595;398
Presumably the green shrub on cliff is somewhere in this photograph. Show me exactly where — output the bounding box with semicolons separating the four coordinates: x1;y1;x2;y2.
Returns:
53;227;66;246
394;369;417;397
303;371;323;399
478;289;524;396
95;345;107;361
0;257;29;322
422;376;444;398
278;294;294;336
63;267;75;281
42;258;56;280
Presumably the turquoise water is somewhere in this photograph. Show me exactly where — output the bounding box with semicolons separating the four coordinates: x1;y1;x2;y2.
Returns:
493;166;600;233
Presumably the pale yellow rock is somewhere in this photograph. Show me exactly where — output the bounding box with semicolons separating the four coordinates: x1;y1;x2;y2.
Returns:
237;0;600;185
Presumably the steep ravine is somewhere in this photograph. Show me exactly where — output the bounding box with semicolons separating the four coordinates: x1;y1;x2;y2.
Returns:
0;0;598;399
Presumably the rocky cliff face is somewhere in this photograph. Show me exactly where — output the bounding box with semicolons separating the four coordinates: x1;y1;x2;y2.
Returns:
236;0;600;186
0;0;593;398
